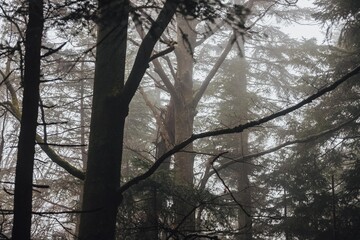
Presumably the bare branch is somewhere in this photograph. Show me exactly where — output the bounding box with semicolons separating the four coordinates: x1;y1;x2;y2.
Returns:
193;33;236;107
122;0;180;106
149;45;175;61
118;64;360;197
3;100;85;180
211;154;251;217
41;42;67;58
152;58;179;101
201;110;360;186
138;87;173;147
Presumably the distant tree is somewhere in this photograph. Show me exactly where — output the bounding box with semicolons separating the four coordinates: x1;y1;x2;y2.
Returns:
261;0;360;239
1;0;360;239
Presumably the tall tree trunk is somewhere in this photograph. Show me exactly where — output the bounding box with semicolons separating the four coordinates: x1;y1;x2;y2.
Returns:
11;0;44;238
231;1;253;235
173;15;197;233
77;1;129;239
234;41;252;240
78;0;179;238
75;62;88;236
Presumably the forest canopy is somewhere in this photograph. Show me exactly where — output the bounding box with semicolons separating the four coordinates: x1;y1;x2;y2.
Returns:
0;0;359;239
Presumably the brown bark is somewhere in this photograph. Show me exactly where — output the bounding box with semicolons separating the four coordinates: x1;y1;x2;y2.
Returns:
11;0;44;238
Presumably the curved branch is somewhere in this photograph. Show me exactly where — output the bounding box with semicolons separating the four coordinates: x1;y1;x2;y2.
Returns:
152;58;179;101
193;33;236;107
211;153;250;217
122;0;179;106
138;87;173;147
130;2;179;101
35;135;85;180
118;64;360;197
2;98;85;180
200;110;360;187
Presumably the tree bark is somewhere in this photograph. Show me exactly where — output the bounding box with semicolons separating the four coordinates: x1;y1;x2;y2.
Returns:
234;42;252;240
75;62;89;236
173;14;198;233
78;0;179;238
77;1;129;239
11;0;44;238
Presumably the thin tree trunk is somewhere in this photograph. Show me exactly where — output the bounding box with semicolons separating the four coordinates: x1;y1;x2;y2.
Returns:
75;63;88;236
0;113;6;168
141;99;175;239
284;189;290;240
1;57;13;170
11;0;44;238
80;68;88;170
332;175;337;240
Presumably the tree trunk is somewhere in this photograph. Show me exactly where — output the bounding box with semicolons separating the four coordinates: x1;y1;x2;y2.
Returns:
11;0;44;238
284;189;290;240
141;99;175;239
173;15;197;234
0;113;5;168
77;1;129;239
78;0;179;238
236;134;252;240
331;175;337;240
234;44;252;240
75;62;88;236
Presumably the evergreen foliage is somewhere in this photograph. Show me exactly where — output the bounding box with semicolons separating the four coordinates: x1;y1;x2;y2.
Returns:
0;0;359;239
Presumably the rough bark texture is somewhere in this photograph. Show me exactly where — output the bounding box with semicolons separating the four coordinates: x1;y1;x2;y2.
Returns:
11;0;44;238
77;1;129;239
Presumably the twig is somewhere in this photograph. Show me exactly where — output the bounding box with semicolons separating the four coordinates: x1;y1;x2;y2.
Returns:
117;64;360;198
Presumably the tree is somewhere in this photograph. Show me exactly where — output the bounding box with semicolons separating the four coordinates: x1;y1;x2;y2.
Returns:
1;0;360;238
78;0;179;239
11;0;44;238
260;1;360;238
